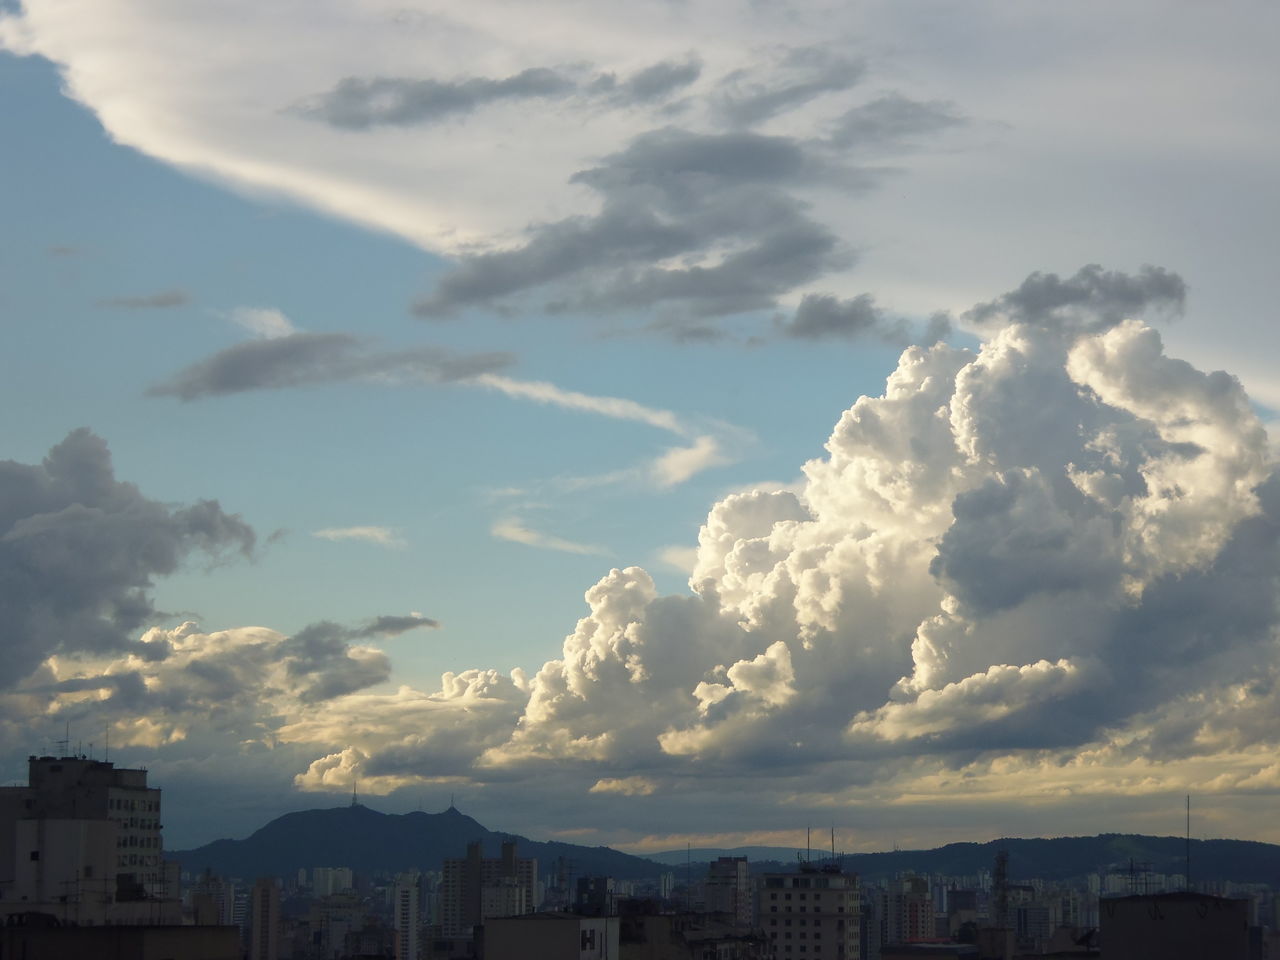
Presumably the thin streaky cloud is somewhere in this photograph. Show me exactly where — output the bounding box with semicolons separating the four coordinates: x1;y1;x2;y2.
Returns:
96;289;189;309
490;518;605;556
470;373;688;436
313;526;406;548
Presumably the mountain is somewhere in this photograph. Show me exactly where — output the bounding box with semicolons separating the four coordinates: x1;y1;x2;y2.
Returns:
665;835;1280;885
168;805;668;881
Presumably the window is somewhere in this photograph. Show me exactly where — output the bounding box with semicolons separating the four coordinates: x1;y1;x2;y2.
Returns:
29;851;39;861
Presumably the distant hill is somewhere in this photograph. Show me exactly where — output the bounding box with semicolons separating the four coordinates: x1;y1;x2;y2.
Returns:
171;810;1280;888
667;835;1280;885
169;805;667;881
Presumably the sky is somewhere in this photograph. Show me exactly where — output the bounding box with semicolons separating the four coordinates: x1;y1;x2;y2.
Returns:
2;0;1279;855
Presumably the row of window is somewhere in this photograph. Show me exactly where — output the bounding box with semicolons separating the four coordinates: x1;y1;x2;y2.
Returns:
109;797;159;813
769;904;848;913
112;817;159;830
116;834;159;849
769;918;848;930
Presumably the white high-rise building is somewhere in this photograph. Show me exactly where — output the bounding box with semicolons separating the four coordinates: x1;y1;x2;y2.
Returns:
393;871;421;960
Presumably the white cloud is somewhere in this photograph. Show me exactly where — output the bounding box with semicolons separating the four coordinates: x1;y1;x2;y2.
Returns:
472;374;686;436
590;776;657;796
313;526;406;548
490;518;605;556
229;306;296;339
650;435;729;487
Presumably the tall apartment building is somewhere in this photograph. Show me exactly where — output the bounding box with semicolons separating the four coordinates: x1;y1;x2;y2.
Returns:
439;840;537;938
706;856;754;928
393;871;421;960
757;864;861;959
885;876;934;944
0;754;178;925
250;877;281;960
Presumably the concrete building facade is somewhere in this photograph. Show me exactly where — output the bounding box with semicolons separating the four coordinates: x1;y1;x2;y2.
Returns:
706;856;754;928
0;754;177;925
757;865;861;960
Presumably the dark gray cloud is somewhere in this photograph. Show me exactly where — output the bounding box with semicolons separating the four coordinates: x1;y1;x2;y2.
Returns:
356;614;440;637
713;47;864;128
616;57;702;104
826;93;964;150
773;294;951;345
298;57;702;130
96;289;189;309
776;292;901;341
414;127;848;325
283;621;393;703
964;263;1187;332
297;68;576;129
589;57;703;106
147;332;514;401
0;429;254;689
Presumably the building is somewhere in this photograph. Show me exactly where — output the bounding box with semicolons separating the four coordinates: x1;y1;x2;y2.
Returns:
249;877;281;960
0;919;241;960
313;865;355;896
757;864;861;959
1099;892;1249;959
394;871;422;960
0;754;178;925
484;912;618;960
577;876;616;917
440;839;537;938
884;876;934;945
706;856;753;928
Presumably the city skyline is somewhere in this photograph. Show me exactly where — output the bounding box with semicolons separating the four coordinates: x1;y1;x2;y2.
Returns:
2;1;1279;854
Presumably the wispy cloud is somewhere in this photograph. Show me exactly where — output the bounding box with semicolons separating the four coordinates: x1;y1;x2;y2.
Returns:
96;289;189;309
490;518;605;556
471;373;687;435
650;435;729;487
148;333;513;400
313;526;406;548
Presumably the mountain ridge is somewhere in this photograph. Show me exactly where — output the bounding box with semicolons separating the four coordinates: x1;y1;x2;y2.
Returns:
169;806;1280;886
169;804;668;880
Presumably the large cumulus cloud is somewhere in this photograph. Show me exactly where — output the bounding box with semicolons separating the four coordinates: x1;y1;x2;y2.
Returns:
6;267;1278;846
284;266;1279;816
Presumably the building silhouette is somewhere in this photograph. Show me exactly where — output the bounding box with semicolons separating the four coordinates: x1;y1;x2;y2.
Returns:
0;753;178;925
440;839;537;938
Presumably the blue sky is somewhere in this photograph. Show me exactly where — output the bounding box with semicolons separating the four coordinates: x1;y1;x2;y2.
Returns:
3;1;1280;853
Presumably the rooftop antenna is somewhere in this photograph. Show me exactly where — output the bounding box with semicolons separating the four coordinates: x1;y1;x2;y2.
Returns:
686;842;692;912
806;826;811;865
350;779;358;807
1186;795;1192;892
830;827;836;864
56;721;70;757
104;724;109;763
